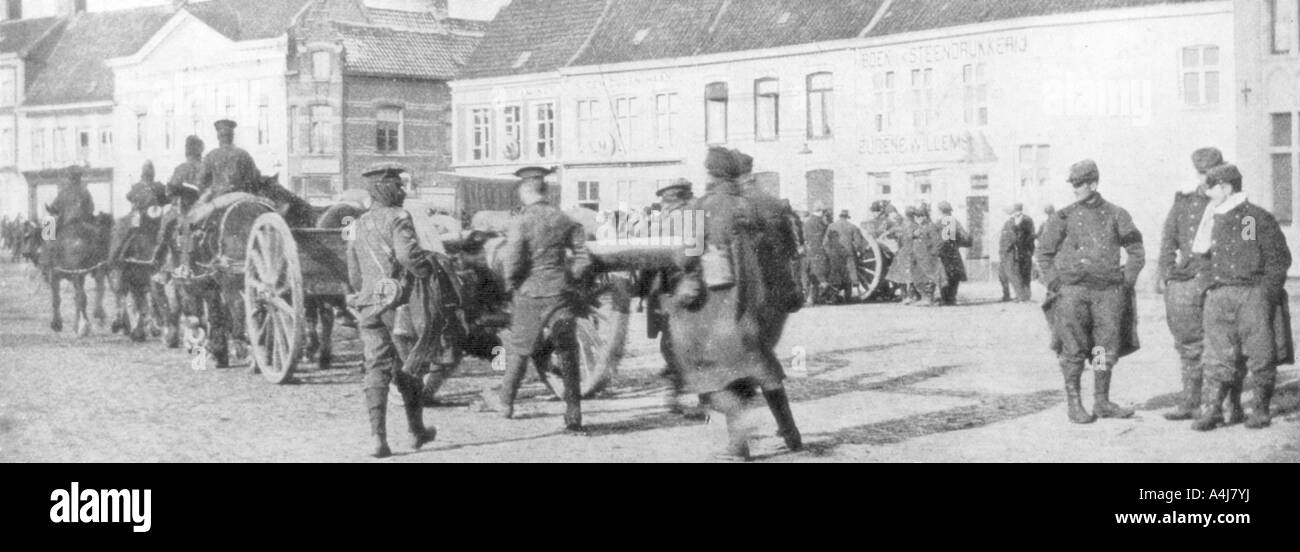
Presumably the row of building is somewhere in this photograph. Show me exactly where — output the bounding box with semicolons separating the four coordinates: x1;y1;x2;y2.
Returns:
0;0;1296;281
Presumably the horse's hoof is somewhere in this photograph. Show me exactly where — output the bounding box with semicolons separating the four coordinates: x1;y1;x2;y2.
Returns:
130;329;147;343
165;329;180;349
50;320;63;333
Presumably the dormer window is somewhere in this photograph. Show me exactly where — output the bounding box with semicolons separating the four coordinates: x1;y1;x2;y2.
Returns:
632;28;650;45
512;51;532;70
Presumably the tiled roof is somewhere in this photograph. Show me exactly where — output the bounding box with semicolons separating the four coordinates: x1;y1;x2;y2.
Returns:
0;16;61;55
571;0;725;66
335;22;479;79
444;18;488;34
185;0;312;41
458;0;609;79
697;0;886;55
365;7;448;32
23;6;173;106
868;0;1220;37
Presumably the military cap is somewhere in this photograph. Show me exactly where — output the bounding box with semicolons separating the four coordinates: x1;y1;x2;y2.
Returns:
514;166;554;180
732;150;754;175
1192;147;1225;174
656;179;692;197
1205;164;1242;189
1067;159;1099;184
937;201;953;214
839;210;851;219
363;164;407;181
214;119;238;131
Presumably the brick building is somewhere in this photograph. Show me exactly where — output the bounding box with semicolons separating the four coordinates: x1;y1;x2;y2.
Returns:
286;0;482;204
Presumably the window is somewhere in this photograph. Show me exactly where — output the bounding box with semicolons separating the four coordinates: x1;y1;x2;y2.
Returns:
576;99;599;153
190;97;203;136
223;90;236;119
534;102;555;159
470;107;491;161
377;106;403;154
654;93;679;148
911;68;935;130
77;131;90;164
963;63;989;126
257;98;270;146
1181;45;1221;105
755;78;779;141
98;129;112;164
1272;112;1298;224
501;105;521;159
1272;0;1299;54
312;51;332;81
807;73;833;138
31;129;44;168
0;127;12;165
288;106;298;153
0;68;14;108
613;97;639;152
872;71;896;132
1018;145;1052;188
577;181;600;211
870;172;892;196
908;171;933;196
136;113;147;152
53;127;67;165
705;82;728;144
970;174;989;191
309;105;333;154
164;108;175;150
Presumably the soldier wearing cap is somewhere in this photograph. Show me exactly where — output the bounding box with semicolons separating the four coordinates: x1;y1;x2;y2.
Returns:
109;161;166;269
824;210;867;303
196;119;263;202
1191;164;1293;431
1156;147;1238;422
346;165;438;458
479;166;592;431
643;179;702;417
998;202;1035;303
150;137;206;348
46;164;94;231
1037;160;1145;424
802;202;832;305
934;201;970;306
904;203;943;306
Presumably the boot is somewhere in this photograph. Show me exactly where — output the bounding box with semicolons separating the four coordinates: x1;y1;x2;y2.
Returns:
1245;381;1274;429
1062;365;1096;424
365;388;392;458
479;353;527;419
1093;369;1134;419
1225;382;1246;425
558;348;583;432
1191;381;1229;431
1163;362;1202;421
398;376;436;450
764;387;802;452
707;390;752;462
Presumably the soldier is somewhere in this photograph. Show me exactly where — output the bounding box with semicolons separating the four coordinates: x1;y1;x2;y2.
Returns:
109;161;166;269
346;166;438;458
906;204;943;307
642;179;703;418
802;202;831;306
824;210;867;303
479;167;592;432
46;165;95;231
196;119;263;205
1037;160;1145;424
998;203;1035;303
1192;164;1293;431
1157;148;1234;422
934;201;970;306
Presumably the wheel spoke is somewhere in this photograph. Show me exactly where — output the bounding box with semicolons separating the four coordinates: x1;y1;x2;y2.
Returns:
267;296;294;316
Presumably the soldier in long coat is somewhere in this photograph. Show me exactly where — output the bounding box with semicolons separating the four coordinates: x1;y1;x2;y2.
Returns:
934;201;970;306
664;147;792;461
109;161;166;268
640;180;703;418
906;205;944;306
824;210;866;303
998;203;1036;302
802;204;831;305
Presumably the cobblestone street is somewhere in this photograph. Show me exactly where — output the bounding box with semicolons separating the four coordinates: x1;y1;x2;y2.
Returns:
1;261;1297;462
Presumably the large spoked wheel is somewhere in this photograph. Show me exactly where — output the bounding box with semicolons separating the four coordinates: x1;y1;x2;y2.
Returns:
856;235;886;301
243;213;305;384
537;273;633;400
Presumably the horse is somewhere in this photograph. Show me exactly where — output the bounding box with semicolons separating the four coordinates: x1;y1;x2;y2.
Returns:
44;213;112;336
300;200;366;371
109;208;166;342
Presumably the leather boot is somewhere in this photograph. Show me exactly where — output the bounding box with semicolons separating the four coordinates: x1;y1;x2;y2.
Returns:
398;375;436;450
558;348;583;432
1245;380;1275;429
1225;382;1246;425
1093;368;1134;419
1164;361;1202;421
1192;381;1229;431
764;387;802;452
707;389;752;462
1062;365;1096;424
480;353;527;419
364;388;391;458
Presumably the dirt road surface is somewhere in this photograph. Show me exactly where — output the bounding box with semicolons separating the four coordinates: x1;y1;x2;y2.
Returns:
1;261;1297;462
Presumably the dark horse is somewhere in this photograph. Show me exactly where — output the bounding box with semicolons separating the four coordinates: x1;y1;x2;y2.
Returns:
110;209;167;343
43;213;112;336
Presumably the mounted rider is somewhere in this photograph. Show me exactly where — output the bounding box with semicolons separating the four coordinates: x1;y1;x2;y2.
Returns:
188;119;265;224
42;165;96;266
109;161;167;270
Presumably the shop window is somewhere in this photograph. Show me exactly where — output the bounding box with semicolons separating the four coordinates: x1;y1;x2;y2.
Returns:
578;180;600;211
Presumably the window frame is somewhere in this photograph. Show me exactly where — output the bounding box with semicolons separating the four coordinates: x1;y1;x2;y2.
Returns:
613;96;639;153
704;82;728;145
1271;111;1299;225
1180;44;1222;107
653;92;679;149
533;101;556;159
501;104;522;160
308;104;334;155
311;50;332;82
872;71;896;133
376;106;404;155
469;106;492;161
754;78;780;142
806;72;833;139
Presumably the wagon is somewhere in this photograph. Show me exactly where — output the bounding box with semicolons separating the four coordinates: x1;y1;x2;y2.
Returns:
240;211;633;399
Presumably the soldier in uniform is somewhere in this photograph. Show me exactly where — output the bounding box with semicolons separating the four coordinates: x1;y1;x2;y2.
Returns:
1037;160;1145;424
1192;164;1293;431
479;167;592;432
46;165;95;232
934;201;970;306
151;137;206;349
802;203;831;306
1157;148;1237;422
109;161;166;268
642;179;702;417
998;203;1035;303
346;166;438;458
906;204;943;307
196;119;263;203
824;210;866;303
